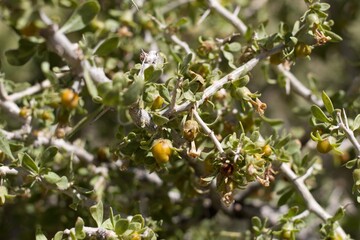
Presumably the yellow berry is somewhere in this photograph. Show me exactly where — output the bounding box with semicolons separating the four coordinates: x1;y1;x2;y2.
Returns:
151;139;173;164
41;111;52;121
262;144;272;157
130;232;141;240
19;107;30;118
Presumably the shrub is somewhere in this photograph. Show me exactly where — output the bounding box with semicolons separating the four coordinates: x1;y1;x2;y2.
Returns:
0;0;359;239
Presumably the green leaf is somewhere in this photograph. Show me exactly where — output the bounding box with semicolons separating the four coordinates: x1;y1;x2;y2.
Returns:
352;114;360;130
123;76;145;105
90;201;104;227
84;69;98;98
75;217;86;239
321;91;334;114
94;37;120;56
115;219;129;235
286;206;299;218
60;0;101;34
144;67;162;82
225;42;241;52
44;172;62;184
22;153;39;174
331;207;345;222
278;189;294;206
183;90;195;101
39;146;58;166
41;62;58;84
0;186;8;205
36;226;48;240
158;84;171;102
175;17;188;27
324;30;343;42
251;216;262;229
53;231;64;240
319;2;331;11
110;207;115;228
128;222;141;231
5;39;38;66
131;214;145;228
152;113;169;126
179;53;193;74
56;176;69;190
311;105;331;123
345;159;357;169
0;132;16;161
223;51;236;69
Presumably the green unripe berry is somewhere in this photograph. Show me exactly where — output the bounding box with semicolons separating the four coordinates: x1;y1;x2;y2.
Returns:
316;139;333;153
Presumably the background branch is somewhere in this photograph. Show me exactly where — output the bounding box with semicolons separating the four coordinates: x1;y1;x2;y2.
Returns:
276;65;323;106
207;0;247;35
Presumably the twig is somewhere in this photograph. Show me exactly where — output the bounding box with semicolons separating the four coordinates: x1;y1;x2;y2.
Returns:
63;227;117;239
192;108;224;153
280;163;347;239
197;9;211;26
291;210;310;221
207;0;247;35
276;65;323;106
162;44;283;116
337;109;360;158
6;80;51;102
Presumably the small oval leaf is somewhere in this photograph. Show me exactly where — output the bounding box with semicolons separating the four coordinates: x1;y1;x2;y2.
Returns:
311;105;331;123
321;91;334;114
90;201;103;227
94;37;120;56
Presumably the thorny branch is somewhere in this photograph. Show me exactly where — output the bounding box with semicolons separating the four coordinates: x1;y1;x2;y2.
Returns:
337;109;360;158
0;5;349;239
192;107;224;154
162;44;284;116
280;163;347;239
204;3;349;237
63;227;117;239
